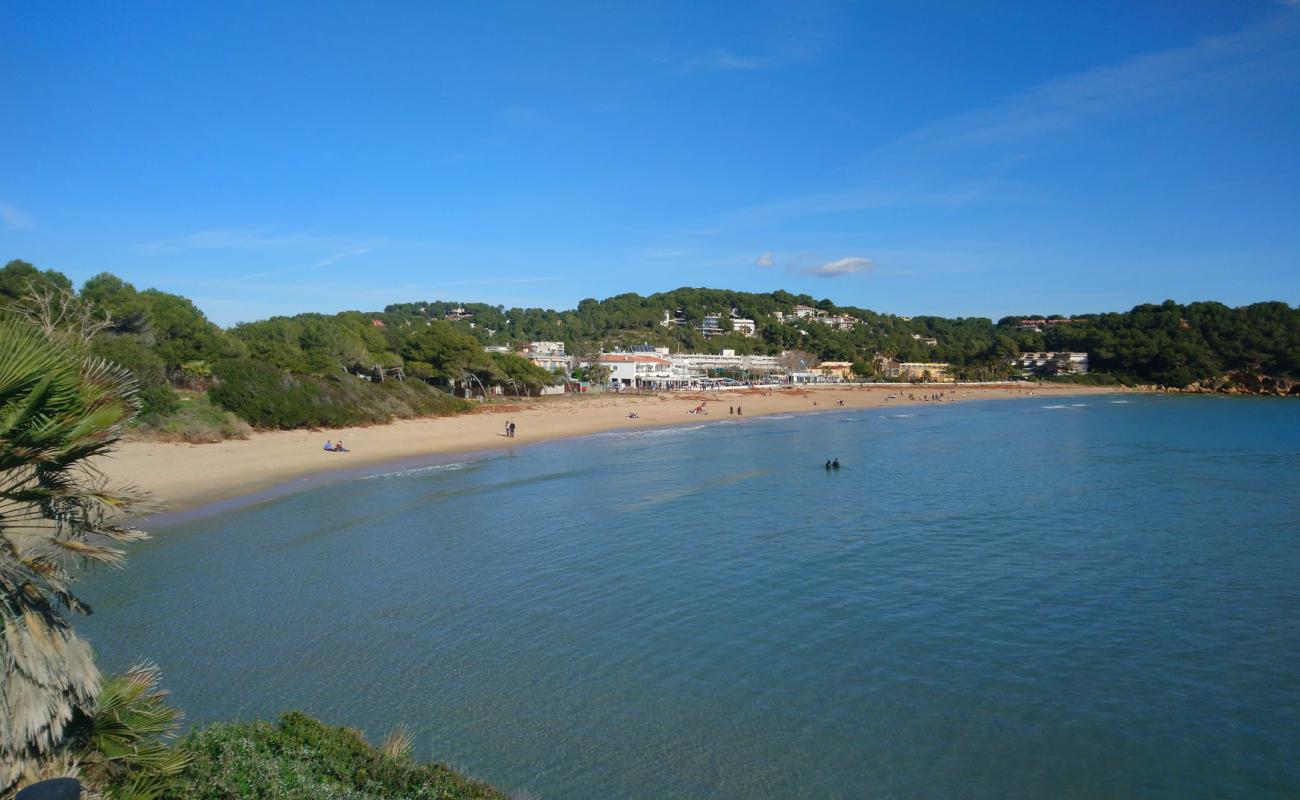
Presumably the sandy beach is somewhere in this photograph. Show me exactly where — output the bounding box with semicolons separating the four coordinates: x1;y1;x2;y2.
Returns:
100;384;1123;513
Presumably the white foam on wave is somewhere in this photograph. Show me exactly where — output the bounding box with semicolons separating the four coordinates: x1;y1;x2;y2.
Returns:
886;413;916;419
586;424;710;442
1041;405;1069;409
1071;403;1088;407
1110;400;1129;404
360;462;471;480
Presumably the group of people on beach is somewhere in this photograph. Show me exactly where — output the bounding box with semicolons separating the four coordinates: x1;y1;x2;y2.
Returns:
728;405;743;415
322;440;349;453
504;420;517;438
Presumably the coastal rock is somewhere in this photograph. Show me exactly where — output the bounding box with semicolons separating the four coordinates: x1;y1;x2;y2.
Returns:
1176;372;1298;396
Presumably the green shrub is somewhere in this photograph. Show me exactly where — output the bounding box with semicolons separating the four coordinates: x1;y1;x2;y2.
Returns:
131;393;252;443
170;712;507;800
138;384;182;419
208;359;470;430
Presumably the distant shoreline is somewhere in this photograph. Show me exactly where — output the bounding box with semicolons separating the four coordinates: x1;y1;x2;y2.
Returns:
102;384;1130;520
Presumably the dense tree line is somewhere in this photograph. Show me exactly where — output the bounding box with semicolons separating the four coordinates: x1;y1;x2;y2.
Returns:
3;259;1297;434
389;287;1299;386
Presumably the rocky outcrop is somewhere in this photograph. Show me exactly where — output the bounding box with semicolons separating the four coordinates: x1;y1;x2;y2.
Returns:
1174;371;1300;396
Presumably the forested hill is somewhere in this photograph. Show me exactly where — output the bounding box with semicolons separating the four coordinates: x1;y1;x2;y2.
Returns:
385;286;1299;388
2;259;1298;437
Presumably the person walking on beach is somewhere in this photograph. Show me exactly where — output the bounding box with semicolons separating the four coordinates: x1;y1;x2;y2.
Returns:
736;405;742;415
729;405;734;415
508;421;516;438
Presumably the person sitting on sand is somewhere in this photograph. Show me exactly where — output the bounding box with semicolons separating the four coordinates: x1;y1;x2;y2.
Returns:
333;440;349;452
324;440;334;451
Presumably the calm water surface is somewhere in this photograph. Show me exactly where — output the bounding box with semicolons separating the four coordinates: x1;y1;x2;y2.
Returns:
80;395;1300;798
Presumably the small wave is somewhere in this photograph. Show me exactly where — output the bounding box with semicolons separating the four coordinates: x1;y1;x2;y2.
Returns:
1110;400;1129;404
1071;403;1088;407
763;414;795;420
887;413;916;419
360;462;470;480
1041;405;1069;409
585;424;709;442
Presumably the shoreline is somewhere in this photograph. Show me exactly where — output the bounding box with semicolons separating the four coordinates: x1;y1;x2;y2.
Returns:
101;384;1127;519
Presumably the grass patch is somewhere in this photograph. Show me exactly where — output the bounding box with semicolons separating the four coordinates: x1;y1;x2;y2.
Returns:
169;712;509;800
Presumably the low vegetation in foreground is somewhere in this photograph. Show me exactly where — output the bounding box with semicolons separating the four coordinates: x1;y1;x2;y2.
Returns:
171;713;508;800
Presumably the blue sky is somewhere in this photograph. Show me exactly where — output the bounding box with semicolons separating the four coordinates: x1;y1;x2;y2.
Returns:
2;1;1298;326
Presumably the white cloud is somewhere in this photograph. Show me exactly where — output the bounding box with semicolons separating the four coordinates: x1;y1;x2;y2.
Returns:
798;256;873;278
0;203;35;231
756;251;774;267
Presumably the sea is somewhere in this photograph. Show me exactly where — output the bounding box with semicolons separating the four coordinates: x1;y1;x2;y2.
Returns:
78;394;1300;799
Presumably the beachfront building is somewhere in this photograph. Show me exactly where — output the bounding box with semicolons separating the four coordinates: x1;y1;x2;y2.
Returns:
894;362;954;382
524;341;573;373
599;353;692;389
673;349;782;378
789;371;838;384
818;361;855;381
1016;351;1089;376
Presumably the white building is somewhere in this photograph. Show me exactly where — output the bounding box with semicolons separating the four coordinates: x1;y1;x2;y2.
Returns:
523;341;572;372
599;353;691;389
730;316;757;337
822;314;858;331
697;314;725;337
671;349;783;377
1016;352;1089;376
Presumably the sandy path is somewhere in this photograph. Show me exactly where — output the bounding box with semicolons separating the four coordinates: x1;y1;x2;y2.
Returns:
99;384;1121;512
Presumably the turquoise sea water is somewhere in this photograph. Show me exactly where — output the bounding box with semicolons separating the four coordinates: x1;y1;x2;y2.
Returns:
79;395;1300;798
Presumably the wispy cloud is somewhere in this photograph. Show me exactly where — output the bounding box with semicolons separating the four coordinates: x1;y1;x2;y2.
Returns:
894;15;1300;152
138;226;336;253
684;49;764;72
756;251;774;267
0;203;35;231
795;256;873;278
237;247;373;281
